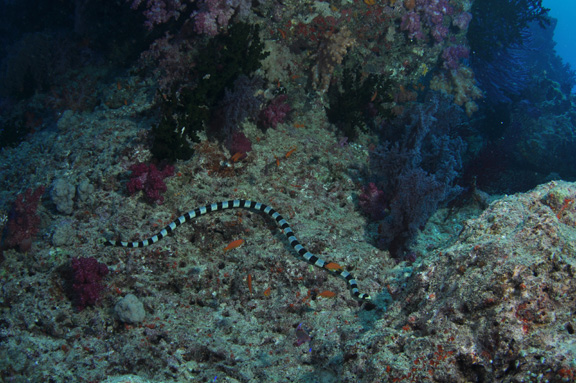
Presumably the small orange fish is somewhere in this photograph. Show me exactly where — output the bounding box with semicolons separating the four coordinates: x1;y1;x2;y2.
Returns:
263;286;272;297
318;290;337;298
285;146;297;158
224;239;244;252
247;274;253;294
325;262;343;271
230;152;245;162
277;28;287;39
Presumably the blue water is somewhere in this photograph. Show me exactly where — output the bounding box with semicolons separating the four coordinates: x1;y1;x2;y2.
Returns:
544;0;576;92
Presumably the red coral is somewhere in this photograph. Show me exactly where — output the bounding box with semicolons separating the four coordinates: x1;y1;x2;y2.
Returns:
71;257;109;311
358;182;388;221
4;186;45;252
258;95;291;130
127;162;175;205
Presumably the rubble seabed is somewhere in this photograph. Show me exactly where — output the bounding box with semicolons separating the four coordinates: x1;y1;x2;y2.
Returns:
1;87;576;382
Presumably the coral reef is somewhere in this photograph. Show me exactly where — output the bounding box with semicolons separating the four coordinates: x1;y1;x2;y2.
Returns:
129;0;187;29
441;44;470;70
1;0;576;381
400;12;423;40
51;178;76;215
150;22;268;162
213;75;263;138
468;0;549;62
467;0;550;104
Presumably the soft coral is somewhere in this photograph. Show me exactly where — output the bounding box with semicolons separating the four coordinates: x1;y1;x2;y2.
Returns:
358;182;388;221
258;95;291;130
70;257;109;311
3;186;45;252
127;162;175;205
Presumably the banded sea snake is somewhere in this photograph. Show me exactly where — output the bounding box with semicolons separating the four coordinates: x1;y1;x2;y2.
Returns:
105;199;371;301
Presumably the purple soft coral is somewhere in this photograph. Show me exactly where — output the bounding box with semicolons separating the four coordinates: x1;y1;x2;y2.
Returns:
127;162;175;205
193;0;249;36
358;182;389;221
417;0;453;26
431;24;449;43
453;11;472;31
441;45;470;70
401;12;424;40
129;0;188;29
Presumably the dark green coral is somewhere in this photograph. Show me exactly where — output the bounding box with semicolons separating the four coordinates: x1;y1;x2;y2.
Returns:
326;65;392;140
151;22;268;162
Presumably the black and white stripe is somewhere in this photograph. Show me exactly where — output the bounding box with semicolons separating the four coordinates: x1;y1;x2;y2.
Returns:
105;200;371;301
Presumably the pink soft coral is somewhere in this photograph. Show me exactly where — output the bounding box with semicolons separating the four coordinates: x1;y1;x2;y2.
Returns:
358;182;388;221
127;162;175;205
